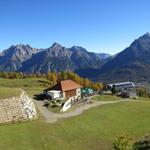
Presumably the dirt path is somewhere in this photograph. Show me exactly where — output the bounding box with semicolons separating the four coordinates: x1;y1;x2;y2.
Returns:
34;99;129;123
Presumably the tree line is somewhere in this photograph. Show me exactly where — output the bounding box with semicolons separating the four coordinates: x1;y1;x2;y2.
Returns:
0;72;46;79
136;87;150;98
0;71;103;91
46;71;103;91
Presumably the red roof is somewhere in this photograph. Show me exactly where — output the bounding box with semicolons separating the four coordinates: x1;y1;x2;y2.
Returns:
60;80;82;92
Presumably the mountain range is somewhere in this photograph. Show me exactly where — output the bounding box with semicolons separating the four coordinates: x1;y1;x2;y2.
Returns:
0;43;110;73
92;32;150;83
1;33;150;83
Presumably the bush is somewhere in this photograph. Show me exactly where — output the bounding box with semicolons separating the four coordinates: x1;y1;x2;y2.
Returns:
136;88;149;98
113;135;134;150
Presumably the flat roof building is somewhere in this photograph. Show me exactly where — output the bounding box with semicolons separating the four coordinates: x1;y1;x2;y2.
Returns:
108;82;135;90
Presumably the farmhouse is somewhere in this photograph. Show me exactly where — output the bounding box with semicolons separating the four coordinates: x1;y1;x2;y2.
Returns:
46;80;82;100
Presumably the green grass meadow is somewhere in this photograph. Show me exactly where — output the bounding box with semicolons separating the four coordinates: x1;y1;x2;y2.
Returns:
0;78;49;98
0;101;150;150
0;78;150;150
92;94;122;101
0;87;21;99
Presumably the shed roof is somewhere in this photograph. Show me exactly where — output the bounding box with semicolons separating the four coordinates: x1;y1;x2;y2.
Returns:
60;80;82;92
46;80;82;92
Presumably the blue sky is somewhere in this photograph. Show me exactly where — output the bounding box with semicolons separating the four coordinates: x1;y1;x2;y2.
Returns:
0;0;150;54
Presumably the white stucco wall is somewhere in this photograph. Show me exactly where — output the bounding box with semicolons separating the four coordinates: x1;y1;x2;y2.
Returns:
62;91;66;98
76;88;81;97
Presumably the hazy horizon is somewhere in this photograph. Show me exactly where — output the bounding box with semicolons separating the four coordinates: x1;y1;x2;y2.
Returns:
1;0;150;54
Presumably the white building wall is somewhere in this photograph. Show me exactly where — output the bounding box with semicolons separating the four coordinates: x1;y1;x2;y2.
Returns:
62;92;66;98
76;88;81;97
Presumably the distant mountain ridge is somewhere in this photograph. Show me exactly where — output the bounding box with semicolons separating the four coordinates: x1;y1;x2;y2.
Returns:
0;43;110;73
94;32;150;83
0;44;40;72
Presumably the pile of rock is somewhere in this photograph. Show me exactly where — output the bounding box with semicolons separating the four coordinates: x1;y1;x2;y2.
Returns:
0;90;37;124
20;92;37;120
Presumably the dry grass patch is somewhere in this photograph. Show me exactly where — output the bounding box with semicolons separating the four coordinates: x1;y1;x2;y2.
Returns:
0;87;21;99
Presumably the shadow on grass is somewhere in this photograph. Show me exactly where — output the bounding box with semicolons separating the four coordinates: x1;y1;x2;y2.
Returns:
37;80;50;86
33;93;48;101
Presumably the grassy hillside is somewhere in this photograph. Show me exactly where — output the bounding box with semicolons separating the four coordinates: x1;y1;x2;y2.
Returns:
0;78;49;88
0;78;150;150
0;78;49;98
92;95;122;101
0;87;21;99
0;101;150;150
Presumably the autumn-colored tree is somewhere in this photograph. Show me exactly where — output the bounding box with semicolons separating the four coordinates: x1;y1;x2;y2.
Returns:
47;72;51;81
58;71;68;80
136;88;149;98
47;72;57;84
8;72;15;79
51;73;57;83
66;71;74;79
0;71;104;91
13;72;21;79
73;74;81;84
96;83;103;91
83;78;91;87
79;78;84;85
1;72;9;79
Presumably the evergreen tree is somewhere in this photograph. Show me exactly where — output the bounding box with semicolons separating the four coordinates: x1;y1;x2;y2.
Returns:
111;85;118;95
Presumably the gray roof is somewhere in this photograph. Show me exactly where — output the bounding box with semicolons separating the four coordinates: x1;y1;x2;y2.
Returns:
108;82;135;89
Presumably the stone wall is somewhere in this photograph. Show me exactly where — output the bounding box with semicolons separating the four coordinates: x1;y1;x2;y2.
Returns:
20;91;37;120
0;91;37;124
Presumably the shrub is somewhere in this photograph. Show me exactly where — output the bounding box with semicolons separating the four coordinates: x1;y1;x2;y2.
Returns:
136;88;149;98
113;135;134;150
111;85;118;95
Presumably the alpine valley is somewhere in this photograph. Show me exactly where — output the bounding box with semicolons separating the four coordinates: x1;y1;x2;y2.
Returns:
1;33;150;83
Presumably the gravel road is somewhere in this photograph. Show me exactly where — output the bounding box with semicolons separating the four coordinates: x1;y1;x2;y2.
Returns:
34;99;129;123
